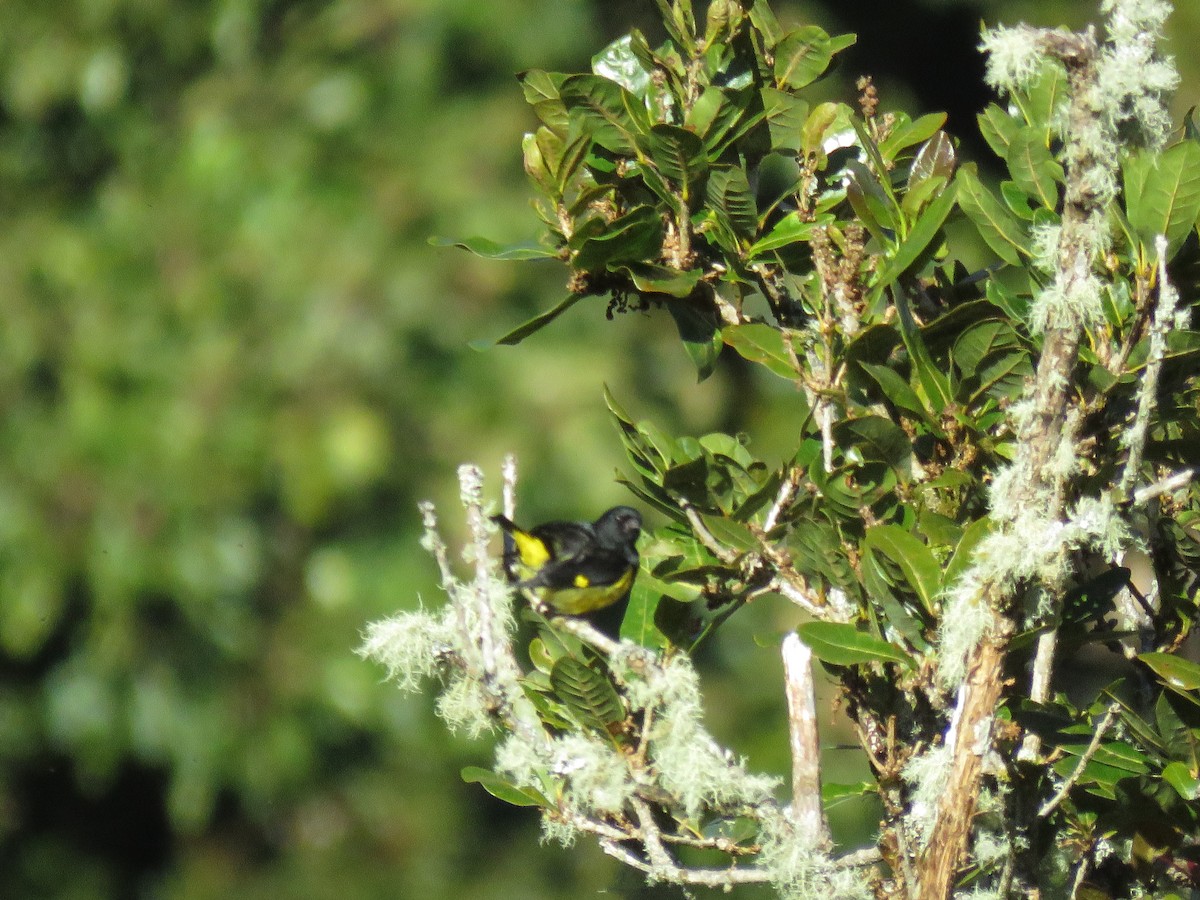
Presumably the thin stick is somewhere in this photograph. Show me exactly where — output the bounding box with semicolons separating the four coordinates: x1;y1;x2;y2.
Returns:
1038;702;1120;818
782;633;831;849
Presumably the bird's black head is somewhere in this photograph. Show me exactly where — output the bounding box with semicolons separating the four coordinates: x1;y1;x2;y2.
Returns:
593;506;642;548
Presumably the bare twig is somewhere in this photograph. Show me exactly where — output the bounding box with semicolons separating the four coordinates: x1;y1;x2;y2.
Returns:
764;466;802;533
1020;628;1059;760
782;633;832;849
1133;467;1195;505
1120;235;1179;496
502;453;517;520
1038;702;1121;818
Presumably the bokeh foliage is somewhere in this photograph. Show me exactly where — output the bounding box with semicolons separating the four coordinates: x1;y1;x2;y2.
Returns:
1;1;1198;898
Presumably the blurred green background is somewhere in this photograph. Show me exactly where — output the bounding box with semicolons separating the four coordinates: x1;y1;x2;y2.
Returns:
1;1;1196;898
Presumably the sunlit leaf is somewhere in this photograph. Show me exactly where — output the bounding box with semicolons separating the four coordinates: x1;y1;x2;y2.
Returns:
977;104;1021;159
519;69;569;131
550;656;625;731
957;164;1027;266
646;124;707;197
430;235;557;260
462;767;549;807
706;165;758;241
722;323;798;379
1124;141;1200;258
863;524;941;612
1140;652;1200;691
773;26;836;89
798;621;913;668
561;74;648;155
1006;128;1062;210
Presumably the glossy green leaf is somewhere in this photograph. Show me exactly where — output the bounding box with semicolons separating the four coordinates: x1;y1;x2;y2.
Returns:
1019;59;1067;139
572;206;663;271
615;264;704;297
519;69;569;131
620;578;669;649
861;549;932;651
1006;128;1061;210
977;104;1021;159
873;178;957;291
722;323;798;379
956;164;1027;266
1124;141;1200;258
461;767;549;808
832;416;912;479
1140;652;1200;691
667;301;723;380
773;26;835;89
878;112;947;160
1162;761;1200;800
550;656;625;730
476;295;584;347
706;165;758;241
747;211;826;257
646;124;707;196
762;88;809;153
797;621;913;668
430;235;558;260
845;159;899;244
592;34;653;96
864;524;941;612
560;74;648;155
859;362;927;419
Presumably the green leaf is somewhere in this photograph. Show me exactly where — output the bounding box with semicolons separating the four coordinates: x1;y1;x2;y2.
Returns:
476;294;584;347
646;124;708;197
747;211;826;257
904;131;955;216
1162;761;1200;800
859;362;926;420
706;165;758;241
722;323;798;379
891;285;952;415
1140;652;1200;691
560;74;648;155
873;178;957;291
572;206;663;271
762;88;809;153
977;104;1021;159
1124;141;1200;258
668;301;723;381
592;34;653;96
615;264;704;297
1006;128;1062;210
832;416;912;480
797;621;913;668
861;549;932;651
773;25;835;89
878;112;947;160
953;320;1020;377
801;101;852;158
1020;59;1067;140
956;164;1027;266
620;578;669;649
747;0;785;47
461;767;549;808
550;656;625;731
864;524;941;612
430;235;558;260
845;159;899;244
519;69;569;131
943;517;992;588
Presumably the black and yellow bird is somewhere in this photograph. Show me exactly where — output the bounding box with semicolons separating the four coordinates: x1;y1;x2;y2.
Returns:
491;506;642;615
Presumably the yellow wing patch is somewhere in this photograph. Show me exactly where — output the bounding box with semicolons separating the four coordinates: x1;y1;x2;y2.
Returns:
511;529;551;568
